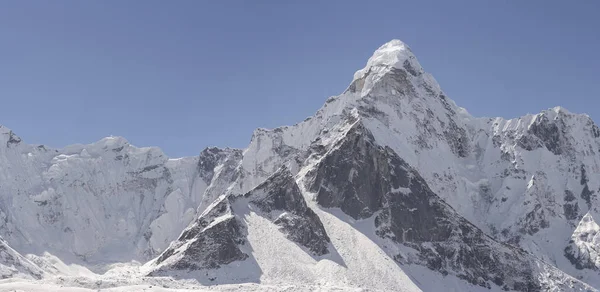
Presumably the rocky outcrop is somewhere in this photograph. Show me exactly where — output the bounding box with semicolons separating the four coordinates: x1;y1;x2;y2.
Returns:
150;196;248;273
308;124;387;220
197;147;242;184
308;122;561;291
149;167;330;275
195;147;243;214
247;167;330;256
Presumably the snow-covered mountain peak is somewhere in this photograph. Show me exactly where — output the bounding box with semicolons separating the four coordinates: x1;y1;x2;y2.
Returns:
353;39;419;81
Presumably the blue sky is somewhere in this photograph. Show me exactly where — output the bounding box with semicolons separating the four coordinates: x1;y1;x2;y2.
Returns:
1;1;598;157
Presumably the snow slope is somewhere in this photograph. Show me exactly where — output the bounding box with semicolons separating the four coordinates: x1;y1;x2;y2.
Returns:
0;237;43;280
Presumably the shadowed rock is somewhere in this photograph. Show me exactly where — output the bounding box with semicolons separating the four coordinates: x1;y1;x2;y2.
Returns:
149;168;330;275
151;196;248;273
308;122;552;291
248;167;330;256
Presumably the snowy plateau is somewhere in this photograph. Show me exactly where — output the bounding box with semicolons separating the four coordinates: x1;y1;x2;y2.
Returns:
0;39;599;292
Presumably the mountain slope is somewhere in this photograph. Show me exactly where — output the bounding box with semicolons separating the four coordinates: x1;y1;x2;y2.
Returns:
0;236;43;280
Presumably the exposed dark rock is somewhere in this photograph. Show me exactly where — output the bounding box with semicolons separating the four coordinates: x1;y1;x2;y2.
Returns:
139;165;160;173
357;104;388;122
403;59;421;77
372;67;416;97
564;202;580;221
438;94;457;116
581;185;594;209
579;165;594;208
197;147;242;184
565;190;577;202
592;124;600;138
5;131;21;148
492;135;502;148
247;167;330;256
565;242;597;271
308;125;386;220
519;203;550;235
172;217;247;271
150;168;330;275
444;118;470;158
112;146;124;152
151;196;248;273
528;114;567;155
517;134;544;151
308;122;545;291
198;147;226;175
581;164;589;185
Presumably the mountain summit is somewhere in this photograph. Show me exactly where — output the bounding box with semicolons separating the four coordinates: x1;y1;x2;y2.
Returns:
353;39;421;81
0;40;598;291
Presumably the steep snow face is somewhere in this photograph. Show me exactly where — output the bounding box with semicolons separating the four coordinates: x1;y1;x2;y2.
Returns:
0;236;43;280
0;129;241;264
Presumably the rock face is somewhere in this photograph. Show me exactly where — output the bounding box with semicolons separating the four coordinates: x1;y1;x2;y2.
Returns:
308;122;550;291
247;167;330;256
150;195;248;273
309;124;388;220
149;167;330;275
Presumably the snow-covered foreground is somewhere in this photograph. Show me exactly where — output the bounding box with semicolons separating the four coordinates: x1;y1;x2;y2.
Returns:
0;261;362;291
0;281;338;292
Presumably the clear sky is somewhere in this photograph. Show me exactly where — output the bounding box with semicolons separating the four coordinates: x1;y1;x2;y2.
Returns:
1;1;598;157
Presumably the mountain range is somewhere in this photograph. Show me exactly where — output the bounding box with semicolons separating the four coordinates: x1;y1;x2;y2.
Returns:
0;39;598;292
